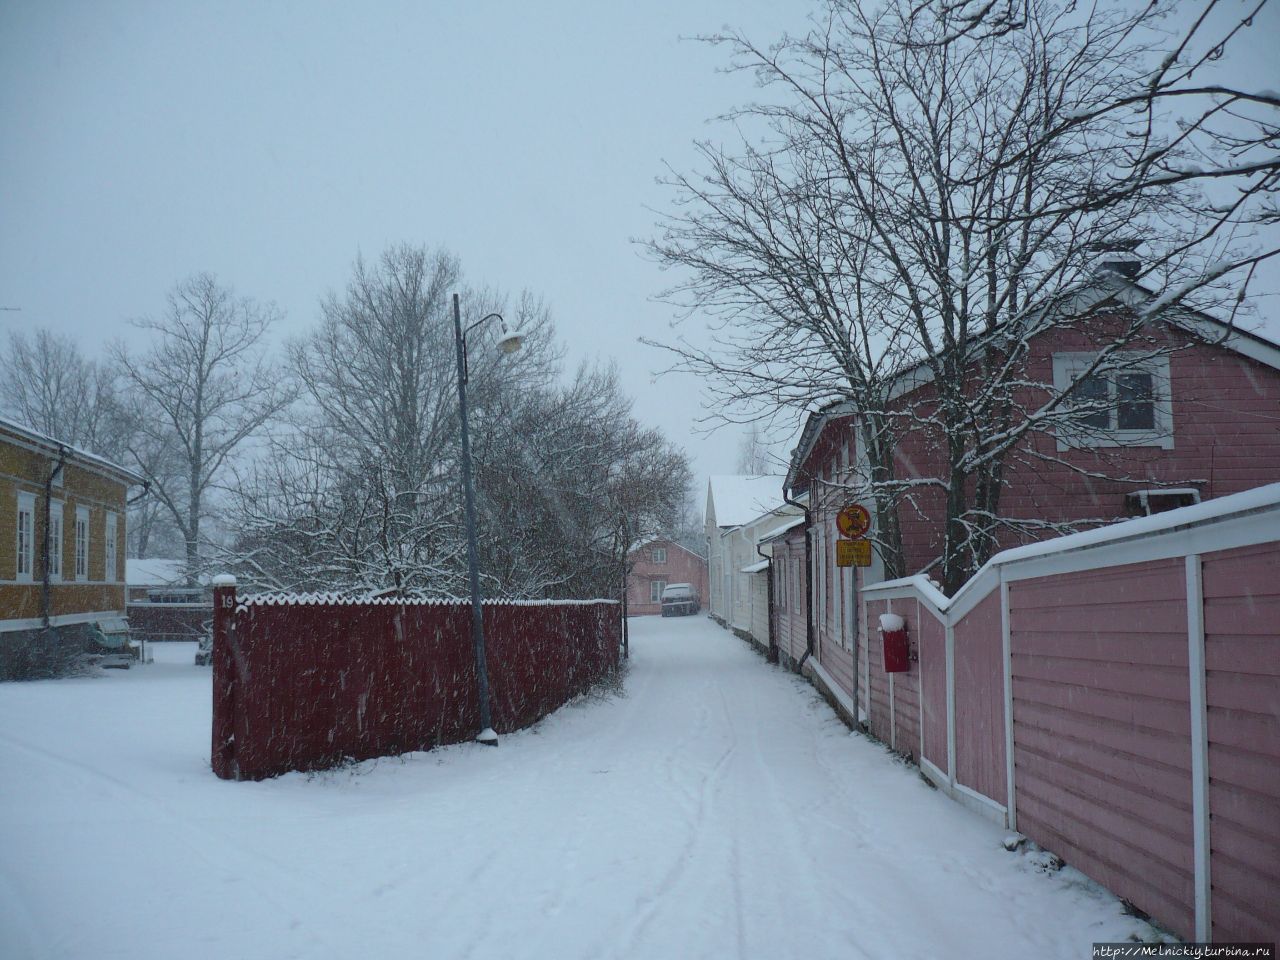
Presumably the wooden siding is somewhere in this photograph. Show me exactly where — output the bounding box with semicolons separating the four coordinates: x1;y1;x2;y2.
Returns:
1009;559;1195;940
2;431;130;626
892;630;920;762
749;571;770;647
809;321;1280;578
2;583;127;622
1201;542;1280;943
952;591;1005;803
914;603;947;771
770;533;808;662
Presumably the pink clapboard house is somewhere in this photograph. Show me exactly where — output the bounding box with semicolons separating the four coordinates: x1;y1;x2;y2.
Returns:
771;272;1280;943
625;539;708;616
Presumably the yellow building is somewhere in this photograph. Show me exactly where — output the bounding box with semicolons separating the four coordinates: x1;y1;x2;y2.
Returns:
1;416;143;675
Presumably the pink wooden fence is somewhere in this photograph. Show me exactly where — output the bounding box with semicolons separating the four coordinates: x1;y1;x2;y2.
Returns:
858;483;1280;943
211;581;620;781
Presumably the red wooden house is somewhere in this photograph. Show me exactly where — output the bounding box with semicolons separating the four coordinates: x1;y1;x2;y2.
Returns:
779;276;1280;674
625;538;708;616
772;274;1280;942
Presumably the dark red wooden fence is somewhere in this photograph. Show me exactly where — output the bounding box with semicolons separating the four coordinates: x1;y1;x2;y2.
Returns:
211;581;620;780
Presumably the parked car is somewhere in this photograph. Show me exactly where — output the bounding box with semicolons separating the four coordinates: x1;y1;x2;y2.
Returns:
660;583;701;617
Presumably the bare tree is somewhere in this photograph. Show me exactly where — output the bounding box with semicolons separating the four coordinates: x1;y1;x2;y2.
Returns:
736;424;774;474
1;328;185;558
113;273;291;584
651;0;1242;592
1;329;129;457
228;245;692;602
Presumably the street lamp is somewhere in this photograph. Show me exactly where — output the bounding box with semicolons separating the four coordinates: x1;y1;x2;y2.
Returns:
452;293;524;746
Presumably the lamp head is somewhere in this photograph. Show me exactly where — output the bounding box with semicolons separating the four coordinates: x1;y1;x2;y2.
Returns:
496;327;525;355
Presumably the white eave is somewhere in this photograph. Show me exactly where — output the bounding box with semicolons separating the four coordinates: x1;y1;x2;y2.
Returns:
0;416;145;487
741;559;770;574
761;515;806;542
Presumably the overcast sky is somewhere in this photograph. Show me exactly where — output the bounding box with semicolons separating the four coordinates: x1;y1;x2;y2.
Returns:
2;0;1277;498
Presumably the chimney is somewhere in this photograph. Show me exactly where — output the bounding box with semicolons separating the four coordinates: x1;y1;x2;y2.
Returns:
1089;239;1142;280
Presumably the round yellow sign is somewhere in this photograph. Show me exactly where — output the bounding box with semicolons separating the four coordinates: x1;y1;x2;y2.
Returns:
836;504;871;539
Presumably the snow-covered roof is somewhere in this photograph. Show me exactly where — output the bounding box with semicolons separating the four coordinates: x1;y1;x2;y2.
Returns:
127;558;196;587
629;538;707;561
0;415;146;486
741;559;770;574
760;515;806;542
707;475;788;528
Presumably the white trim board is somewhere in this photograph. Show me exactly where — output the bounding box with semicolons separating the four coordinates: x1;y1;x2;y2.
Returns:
807;657;859;724
920;757;1009;827
861;483;1280;626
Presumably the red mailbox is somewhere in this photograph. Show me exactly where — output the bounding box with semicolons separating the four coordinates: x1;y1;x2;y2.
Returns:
879;613;910;673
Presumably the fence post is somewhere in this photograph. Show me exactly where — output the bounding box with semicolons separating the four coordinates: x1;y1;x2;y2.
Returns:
211;574;238;780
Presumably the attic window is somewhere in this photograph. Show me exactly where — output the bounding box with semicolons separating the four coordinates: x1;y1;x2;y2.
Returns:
650;546;667;564
1126;488;1201;516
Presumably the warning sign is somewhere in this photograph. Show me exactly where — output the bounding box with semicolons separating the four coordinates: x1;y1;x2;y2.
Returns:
836;504;872;539
836;539;872;567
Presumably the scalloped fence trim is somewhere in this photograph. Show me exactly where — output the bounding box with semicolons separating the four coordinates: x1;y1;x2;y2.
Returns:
235;593;620;609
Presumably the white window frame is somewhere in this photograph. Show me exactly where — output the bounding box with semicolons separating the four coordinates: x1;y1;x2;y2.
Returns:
650;579;666;604
1052;352;1173;450
48;500;64;582
104;512;118;583
16;491;36;583
650;546;667;564
75;505;90;581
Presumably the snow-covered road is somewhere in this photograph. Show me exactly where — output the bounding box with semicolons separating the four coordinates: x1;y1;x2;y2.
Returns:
0;616;1149;959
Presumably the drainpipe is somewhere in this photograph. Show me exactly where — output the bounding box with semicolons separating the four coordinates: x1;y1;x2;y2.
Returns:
755;540;779;664
783;484;814;672
41;448;67;632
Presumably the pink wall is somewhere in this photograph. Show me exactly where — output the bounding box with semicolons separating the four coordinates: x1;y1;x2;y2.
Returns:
859;512;1280;944
1010;559;1195;938
916;607;947;772
1200;542;1280;942
951;592;1006;804
626;540;708;616
797;319;1280;578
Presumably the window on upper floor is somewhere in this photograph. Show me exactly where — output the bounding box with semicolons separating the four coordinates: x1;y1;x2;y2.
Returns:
1052;352;1173;450
650;546;667;564
16;492;36;583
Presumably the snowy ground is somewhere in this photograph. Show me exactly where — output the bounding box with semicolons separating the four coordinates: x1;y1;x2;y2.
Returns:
0;616;1154;960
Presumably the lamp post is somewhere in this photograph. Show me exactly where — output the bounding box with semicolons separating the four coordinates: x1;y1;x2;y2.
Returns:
452;293;524;746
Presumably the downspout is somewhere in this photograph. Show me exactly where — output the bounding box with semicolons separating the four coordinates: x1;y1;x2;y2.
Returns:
756;540;778;664
783;485;814;672
41;447;67;631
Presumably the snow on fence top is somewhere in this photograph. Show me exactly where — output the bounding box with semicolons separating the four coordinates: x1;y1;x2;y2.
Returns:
864;481;1280;616
234;592;619;609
